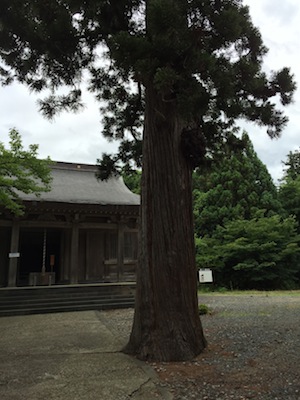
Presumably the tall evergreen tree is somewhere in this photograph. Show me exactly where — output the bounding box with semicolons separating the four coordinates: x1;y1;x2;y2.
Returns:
279;149;300;229
193;132;282;236
281;148;300;181
279;177;300;229
0;0;296;361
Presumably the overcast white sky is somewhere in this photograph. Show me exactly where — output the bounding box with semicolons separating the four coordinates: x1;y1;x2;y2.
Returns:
0;0;299;183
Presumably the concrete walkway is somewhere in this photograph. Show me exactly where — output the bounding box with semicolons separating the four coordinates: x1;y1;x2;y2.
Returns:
0;311;172;400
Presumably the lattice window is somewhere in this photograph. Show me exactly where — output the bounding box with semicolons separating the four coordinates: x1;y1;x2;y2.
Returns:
124;232;138;260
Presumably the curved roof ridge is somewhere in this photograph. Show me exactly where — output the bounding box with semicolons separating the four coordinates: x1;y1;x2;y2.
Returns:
20;162;140;206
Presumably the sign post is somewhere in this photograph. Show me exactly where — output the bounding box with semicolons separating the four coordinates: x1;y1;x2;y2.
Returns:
198;269;213;283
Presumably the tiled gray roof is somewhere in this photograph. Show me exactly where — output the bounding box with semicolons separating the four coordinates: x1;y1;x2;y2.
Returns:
21;162;140;206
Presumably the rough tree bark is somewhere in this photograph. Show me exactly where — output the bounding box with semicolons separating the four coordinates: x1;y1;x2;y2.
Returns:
124;83;207;361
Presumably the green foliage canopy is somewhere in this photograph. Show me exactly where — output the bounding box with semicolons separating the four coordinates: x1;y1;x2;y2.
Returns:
279;149;300;230
0;0;296;172
0;129;52;215
193;132;281;236
194;134;300;290
196;214;300;290
123;170;141;194
281;148;300;182
279;178;300;233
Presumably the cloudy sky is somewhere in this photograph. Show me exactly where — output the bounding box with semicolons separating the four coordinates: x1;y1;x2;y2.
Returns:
0;0;299;183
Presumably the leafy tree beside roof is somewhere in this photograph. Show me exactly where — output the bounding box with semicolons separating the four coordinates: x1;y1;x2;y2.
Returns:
0;129;52;216
123;169;141;195
0;0;296;361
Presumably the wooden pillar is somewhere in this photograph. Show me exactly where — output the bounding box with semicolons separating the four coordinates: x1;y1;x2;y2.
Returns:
8;220;20;287
117;222;125;282
60;230;69;282
70;219;79;284
85;231;90;281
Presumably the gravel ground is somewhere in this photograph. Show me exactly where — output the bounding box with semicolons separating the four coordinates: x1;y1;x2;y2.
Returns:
100;294;300;400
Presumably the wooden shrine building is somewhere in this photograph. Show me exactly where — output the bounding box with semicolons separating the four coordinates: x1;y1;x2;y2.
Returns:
0;162;140;287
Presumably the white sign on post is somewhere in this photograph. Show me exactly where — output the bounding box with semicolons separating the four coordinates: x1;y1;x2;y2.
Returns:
9;252;20;258
199;268;213;283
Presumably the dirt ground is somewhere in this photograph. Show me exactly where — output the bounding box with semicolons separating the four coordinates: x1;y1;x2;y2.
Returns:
151;294;300;400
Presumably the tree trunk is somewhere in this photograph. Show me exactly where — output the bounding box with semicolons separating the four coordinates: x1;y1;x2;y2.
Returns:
124;84;207;361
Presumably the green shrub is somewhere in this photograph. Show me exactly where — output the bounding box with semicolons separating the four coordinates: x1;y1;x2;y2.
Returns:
198;303;210;315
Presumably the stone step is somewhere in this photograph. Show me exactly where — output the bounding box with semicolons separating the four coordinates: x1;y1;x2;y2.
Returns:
0;283;135;296
0;283;135;317
0;293;133;305
0;301;134;317
0;295;134;308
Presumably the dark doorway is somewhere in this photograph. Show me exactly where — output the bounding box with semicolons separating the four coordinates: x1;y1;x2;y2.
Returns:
0;227;10;287
18;229;61;286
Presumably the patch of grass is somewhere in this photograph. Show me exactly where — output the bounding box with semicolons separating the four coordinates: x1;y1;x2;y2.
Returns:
198;284;228;293
198;303;211;315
